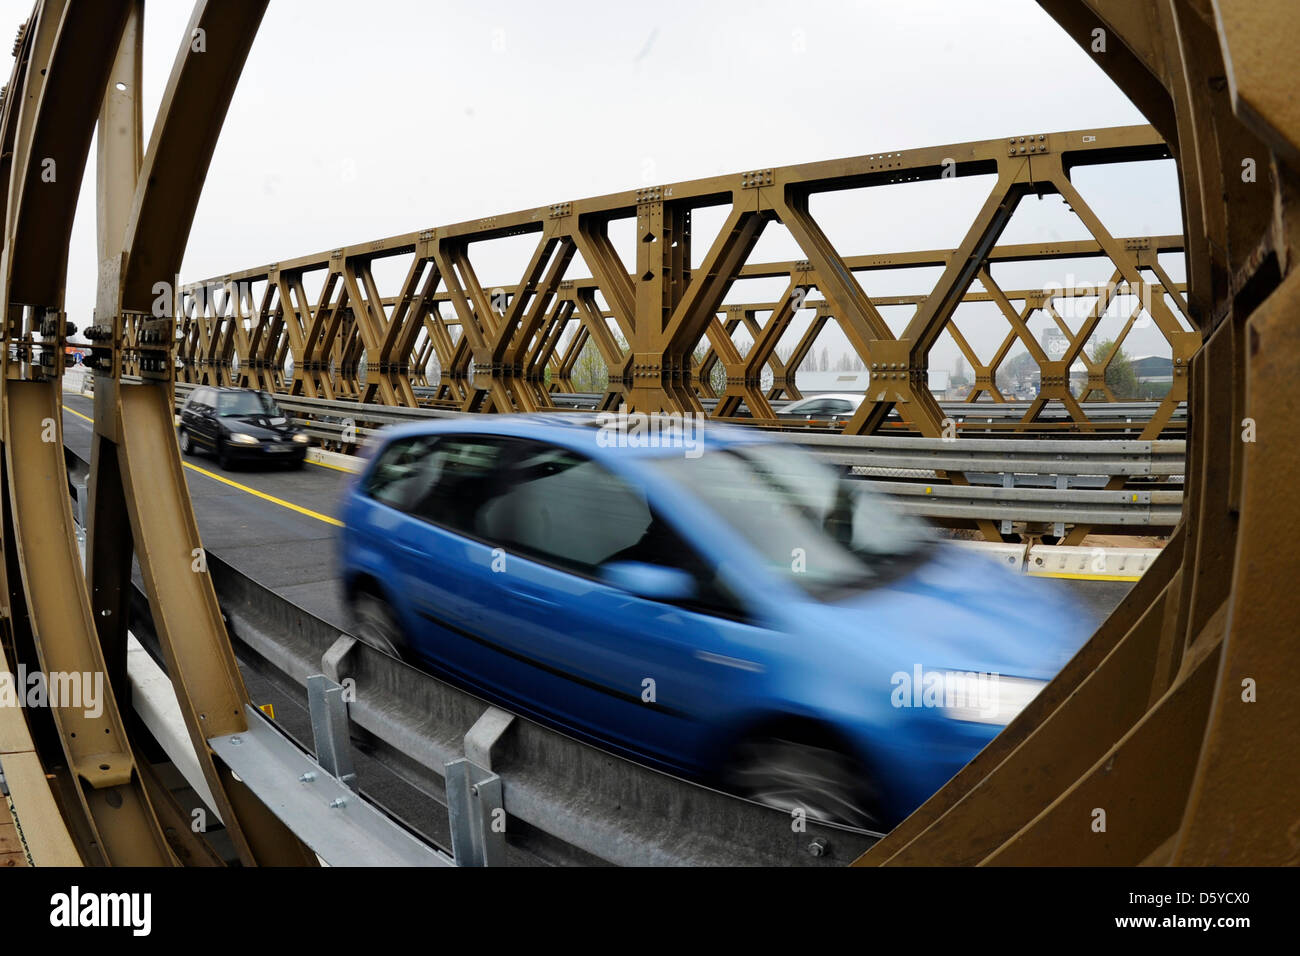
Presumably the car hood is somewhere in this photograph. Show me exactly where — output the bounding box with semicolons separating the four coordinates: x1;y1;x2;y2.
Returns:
801;542;1095;682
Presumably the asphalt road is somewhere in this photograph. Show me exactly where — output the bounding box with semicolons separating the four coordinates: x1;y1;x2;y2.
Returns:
62;392;351;628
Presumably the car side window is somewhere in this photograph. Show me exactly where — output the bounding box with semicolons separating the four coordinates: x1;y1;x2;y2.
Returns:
826;399;855;414
406;436;520;533
476;444;652;572
797;400;829;416
468;442;748;618
363;435;444;511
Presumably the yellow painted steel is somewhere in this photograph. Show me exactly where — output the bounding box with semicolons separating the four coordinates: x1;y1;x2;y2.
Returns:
0;0;1292;868
855;0;1300;865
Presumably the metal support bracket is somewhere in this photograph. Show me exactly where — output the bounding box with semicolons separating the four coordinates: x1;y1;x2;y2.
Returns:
307;674;356;788
443;706;515;866
209;705;451;866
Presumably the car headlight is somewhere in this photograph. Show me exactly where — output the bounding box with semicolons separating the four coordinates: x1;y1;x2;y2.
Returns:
941;673;1046;725
292;432;309;444
229;432;259;445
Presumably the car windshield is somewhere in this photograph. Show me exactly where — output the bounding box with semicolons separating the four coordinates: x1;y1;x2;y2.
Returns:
646;443;931;600
218;391;278;417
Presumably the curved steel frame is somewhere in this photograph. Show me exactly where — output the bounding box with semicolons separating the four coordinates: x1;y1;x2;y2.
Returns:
857;0;1299;865
1;0;312;866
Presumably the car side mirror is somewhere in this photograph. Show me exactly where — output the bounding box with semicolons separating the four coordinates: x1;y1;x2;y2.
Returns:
601;561;697;601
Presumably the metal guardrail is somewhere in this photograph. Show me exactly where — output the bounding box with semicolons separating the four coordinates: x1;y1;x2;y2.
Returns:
166;381;1185;532
205;555;876;866
544;390;1188;423
868;480;1182;528
779;431;1186;476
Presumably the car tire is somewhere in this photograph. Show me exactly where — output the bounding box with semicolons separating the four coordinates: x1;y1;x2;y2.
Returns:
351;591;406;660
724;734;884;831
217;440;231;470
179;428;193;456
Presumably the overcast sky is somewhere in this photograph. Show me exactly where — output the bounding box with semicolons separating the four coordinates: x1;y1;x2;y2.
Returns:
4;0;1187;375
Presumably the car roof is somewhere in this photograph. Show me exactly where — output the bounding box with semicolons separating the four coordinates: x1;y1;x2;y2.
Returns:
374;412;780;458
790;392;863;401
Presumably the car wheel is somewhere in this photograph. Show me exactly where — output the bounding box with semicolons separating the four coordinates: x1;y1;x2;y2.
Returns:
179;428;193;456
217;439;231;470
351;591;405;659
724;735;883;831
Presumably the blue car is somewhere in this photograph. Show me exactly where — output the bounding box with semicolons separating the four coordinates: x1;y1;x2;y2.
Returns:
337;415;1091;830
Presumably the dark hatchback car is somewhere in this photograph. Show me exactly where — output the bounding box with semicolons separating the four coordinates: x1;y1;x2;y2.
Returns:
177;386;309;468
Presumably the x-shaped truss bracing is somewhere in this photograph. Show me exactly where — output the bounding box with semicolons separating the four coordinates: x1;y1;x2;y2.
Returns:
178;126;1195;441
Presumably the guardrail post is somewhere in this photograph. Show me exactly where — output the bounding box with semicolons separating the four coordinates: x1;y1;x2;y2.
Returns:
444;706;514;867
307;674;357;788
1000;473;1014;536
71;476;88;528
444;760;505;867
1053;474;1068;539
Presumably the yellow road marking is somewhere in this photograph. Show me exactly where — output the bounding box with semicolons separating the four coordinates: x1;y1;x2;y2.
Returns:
181;461;343;526
1026;571;1143;583
62;403;343;527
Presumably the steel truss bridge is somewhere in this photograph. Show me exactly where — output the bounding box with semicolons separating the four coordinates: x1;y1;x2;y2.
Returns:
165;135;1195;440
0;0;1295;866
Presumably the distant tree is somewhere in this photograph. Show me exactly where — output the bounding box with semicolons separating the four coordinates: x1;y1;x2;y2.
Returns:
570;340;608;393
569;329;630;394
1088;337;1139;399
